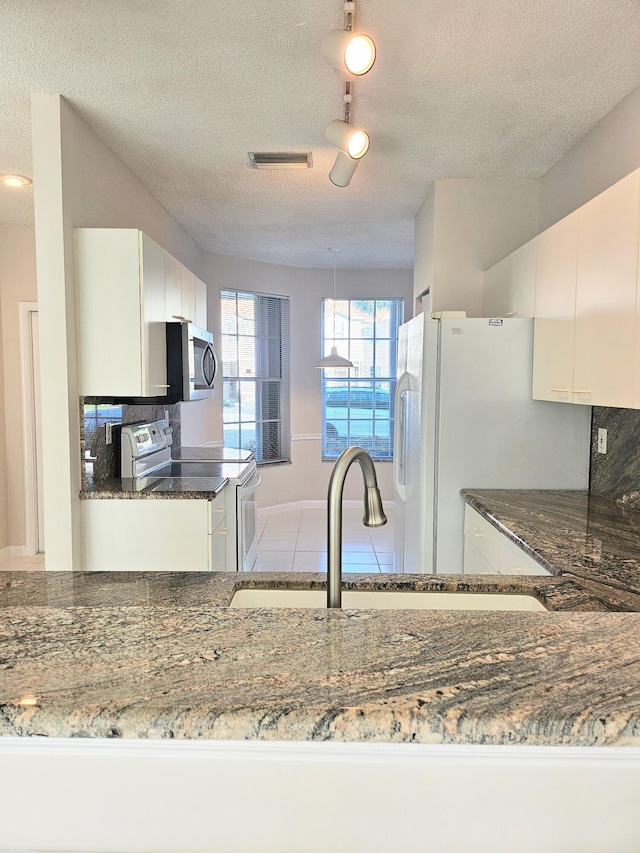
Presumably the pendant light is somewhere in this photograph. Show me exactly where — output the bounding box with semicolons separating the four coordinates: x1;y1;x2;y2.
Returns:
315;248;354;369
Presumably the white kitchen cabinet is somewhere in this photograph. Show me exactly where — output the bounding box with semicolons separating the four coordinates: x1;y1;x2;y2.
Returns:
164;252;184;322
532;169;640;408
76;228;168;397
81;496;227;572
180;265;197;324
165;254;205;327
573;169;640;408
195;276;208;328
483;238;537;319
463;506;550;576
531;211;579;403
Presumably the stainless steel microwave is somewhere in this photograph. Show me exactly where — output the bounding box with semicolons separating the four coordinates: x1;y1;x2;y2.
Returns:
166;322;217;401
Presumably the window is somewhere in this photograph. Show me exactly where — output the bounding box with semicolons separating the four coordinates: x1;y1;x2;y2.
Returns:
321;298;403;460
221;290;291;464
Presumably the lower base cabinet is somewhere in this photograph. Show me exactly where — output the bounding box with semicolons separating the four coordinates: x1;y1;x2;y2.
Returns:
463;505;550;576
81;497;227;572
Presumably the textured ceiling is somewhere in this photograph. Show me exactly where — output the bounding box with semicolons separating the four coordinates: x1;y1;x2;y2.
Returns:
1;0;640;268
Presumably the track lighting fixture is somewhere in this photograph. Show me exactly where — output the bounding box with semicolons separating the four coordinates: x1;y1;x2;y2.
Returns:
321;1;376;76
329;151;360;188
325;81;368;187
324;119;369;160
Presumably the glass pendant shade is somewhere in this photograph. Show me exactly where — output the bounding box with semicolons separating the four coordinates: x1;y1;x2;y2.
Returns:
321;29;376;76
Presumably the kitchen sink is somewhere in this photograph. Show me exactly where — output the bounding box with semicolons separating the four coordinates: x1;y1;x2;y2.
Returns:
229;589;548;611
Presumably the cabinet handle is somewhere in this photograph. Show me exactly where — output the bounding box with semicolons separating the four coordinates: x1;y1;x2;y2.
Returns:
215;507;225;513
154;384;171;388
216;529;228;535
172;315;186;321
550;388;569;392
471;528;484;537
571;389;591;394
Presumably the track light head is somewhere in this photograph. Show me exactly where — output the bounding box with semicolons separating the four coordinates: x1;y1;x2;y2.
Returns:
324;119;369;160
321;29;376;76
329;151;359;187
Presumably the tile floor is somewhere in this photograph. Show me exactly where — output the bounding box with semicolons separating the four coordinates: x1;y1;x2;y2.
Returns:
0;552;45;572
253;505;396;573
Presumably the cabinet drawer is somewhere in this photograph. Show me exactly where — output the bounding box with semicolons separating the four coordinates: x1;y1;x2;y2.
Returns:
498;534;550;576
463;507;500;566
463;537;499;574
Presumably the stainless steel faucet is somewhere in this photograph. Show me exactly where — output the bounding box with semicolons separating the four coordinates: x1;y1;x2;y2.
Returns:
327;446;387;608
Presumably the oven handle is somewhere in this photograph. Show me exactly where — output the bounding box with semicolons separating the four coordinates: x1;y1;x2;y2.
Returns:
242;471;262;494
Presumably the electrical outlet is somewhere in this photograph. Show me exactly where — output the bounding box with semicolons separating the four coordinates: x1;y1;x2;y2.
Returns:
105;423;113;446
597;427;607;455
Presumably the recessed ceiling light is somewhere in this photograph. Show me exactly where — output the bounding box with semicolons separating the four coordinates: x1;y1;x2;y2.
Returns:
0;174;33;188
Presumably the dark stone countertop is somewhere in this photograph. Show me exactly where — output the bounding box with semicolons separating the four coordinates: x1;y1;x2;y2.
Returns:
80;475;229;499
462;489;640;609
81;457;255;499
3;570;640;746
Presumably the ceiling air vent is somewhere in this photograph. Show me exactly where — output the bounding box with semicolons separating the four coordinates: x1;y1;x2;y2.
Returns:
248;152;313;170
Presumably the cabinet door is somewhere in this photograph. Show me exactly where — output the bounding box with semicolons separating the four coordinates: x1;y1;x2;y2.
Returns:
483;239;536;319
165;252;183;321
181;266;197;324
573;170;640;408
140;233;168;396
208;497;227;571
76;228;145;396
195;277;208;329
82;499;210;571
532;211;579;402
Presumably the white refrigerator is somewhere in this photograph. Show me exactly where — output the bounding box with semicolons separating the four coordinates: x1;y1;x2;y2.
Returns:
394;315;591;574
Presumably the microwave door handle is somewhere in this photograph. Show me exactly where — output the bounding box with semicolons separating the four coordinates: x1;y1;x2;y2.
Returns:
201;344;218;388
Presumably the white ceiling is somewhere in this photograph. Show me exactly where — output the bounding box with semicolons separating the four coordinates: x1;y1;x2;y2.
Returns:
1;0;640;268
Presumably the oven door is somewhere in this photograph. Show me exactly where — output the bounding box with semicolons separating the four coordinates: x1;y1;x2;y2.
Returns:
237;470;261;571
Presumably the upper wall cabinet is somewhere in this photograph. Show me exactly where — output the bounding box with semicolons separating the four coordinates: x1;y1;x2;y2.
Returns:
76;228;168;398
165;252;207;328
532;169;640;408
483;239;537;319
573;170;639;408
195;277;208;328
531;211;579;403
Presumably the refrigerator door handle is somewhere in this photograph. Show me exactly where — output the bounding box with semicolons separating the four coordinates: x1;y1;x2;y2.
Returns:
394;372;411;496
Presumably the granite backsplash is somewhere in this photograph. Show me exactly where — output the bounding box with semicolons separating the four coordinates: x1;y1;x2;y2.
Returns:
80;399;182;486
590;406;640;508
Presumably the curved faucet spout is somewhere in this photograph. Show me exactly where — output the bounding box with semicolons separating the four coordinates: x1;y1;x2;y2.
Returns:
327;446;387;609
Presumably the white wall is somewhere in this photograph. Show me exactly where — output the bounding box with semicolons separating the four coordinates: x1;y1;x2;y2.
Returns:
539;85;640;233
202;253;413;506
0;225;38;549
413;179;539;317
31;94;204;570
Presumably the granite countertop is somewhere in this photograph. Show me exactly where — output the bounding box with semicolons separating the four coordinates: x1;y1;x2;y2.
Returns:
81;458;257;499
462;489;640;609
81;475;229;499
2;570;640;746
